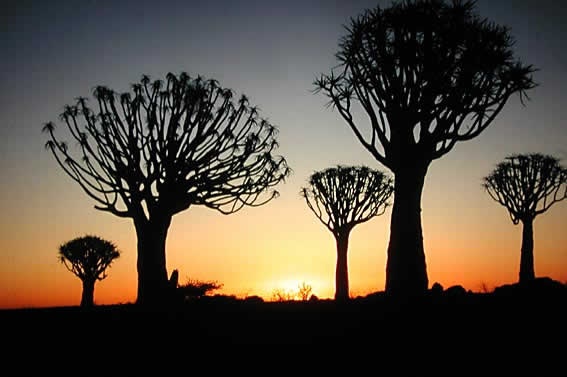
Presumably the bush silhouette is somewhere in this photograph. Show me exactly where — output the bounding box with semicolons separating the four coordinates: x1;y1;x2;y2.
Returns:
178;278;223;300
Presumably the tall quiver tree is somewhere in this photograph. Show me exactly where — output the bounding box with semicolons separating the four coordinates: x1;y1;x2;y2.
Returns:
314;0;536;296
43;72;291;306
301;165;393;301
58;235;121;307
483;153;567;283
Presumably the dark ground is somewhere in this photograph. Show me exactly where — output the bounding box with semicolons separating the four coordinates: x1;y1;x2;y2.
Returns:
1;278;566;376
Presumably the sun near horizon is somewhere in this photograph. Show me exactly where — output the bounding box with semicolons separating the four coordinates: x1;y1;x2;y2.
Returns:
1;173;566;309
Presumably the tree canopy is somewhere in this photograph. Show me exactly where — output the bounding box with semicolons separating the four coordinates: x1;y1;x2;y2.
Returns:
301;165;394;234
58;234;121;282
314;0;536;170
484;153;567;223
43;72;291;220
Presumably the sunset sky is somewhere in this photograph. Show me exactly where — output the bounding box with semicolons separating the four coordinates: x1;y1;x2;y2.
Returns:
1;0;566;309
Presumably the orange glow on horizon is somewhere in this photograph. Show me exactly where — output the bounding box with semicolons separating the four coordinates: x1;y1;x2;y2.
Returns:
2;154;566;310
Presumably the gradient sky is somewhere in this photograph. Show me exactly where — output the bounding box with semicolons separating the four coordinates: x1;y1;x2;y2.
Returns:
1;0;566;309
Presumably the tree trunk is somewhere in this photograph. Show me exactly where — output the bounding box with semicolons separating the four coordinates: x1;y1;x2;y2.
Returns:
335;230;351;301
81;279;95;307
385;164;429;297
135;215;172;306
519;217;535;283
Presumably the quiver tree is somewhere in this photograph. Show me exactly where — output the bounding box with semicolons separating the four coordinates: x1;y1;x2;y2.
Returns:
483;153;567;283
43;72;291;306
301;165;393;300
314;0;536;296
58;235;121;307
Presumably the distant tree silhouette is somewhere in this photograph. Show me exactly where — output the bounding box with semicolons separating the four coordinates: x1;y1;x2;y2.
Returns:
43;72;291;306
58;235;120;307
301;165;393;301
314;0;536;297
483;153;567;283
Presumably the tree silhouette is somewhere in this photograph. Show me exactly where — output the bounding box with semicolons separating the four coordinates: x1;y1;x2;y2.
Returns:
58;235;121;307
43;72;291;305
301;165;393;301
314;0;536;296
483;153;567;283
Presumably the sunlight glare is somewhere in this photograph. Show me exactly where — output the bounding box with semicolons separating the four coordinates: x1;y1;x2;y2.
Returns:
266;277;330;301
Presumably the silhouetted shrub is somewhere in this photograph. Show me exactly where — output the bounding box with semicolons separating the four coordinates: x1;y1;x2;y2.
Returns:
479;282;492;294
493;277;567;298
297;282;313;301
430;282;444;295
244;295;264;304
178;278;223;300
445;285;467;298
271;288;296;302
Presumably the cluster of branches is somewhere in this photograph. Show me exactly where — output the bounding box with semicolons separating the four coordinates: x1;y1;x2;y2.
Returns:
58;235;120;282
484;153;567;223
301;165;393;234
314;0;536;168
43;72;291;221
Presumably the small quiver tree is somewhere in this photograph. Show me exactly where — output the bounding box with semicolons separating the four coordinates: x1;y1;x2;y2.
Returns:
483;153;567;283
301;165;393;301
58;235;121;307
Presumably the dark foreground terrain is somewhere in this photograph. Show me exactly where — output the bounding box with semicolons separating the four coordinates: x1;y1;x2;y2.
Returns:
1;278;566;376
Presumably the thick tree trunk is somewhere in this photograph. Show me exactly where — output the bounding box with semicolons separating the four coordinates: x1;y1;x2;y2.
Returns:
519;217;535;283
385;164;429;297
81;279;95;307
135;215;172;306
335;231;351;301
